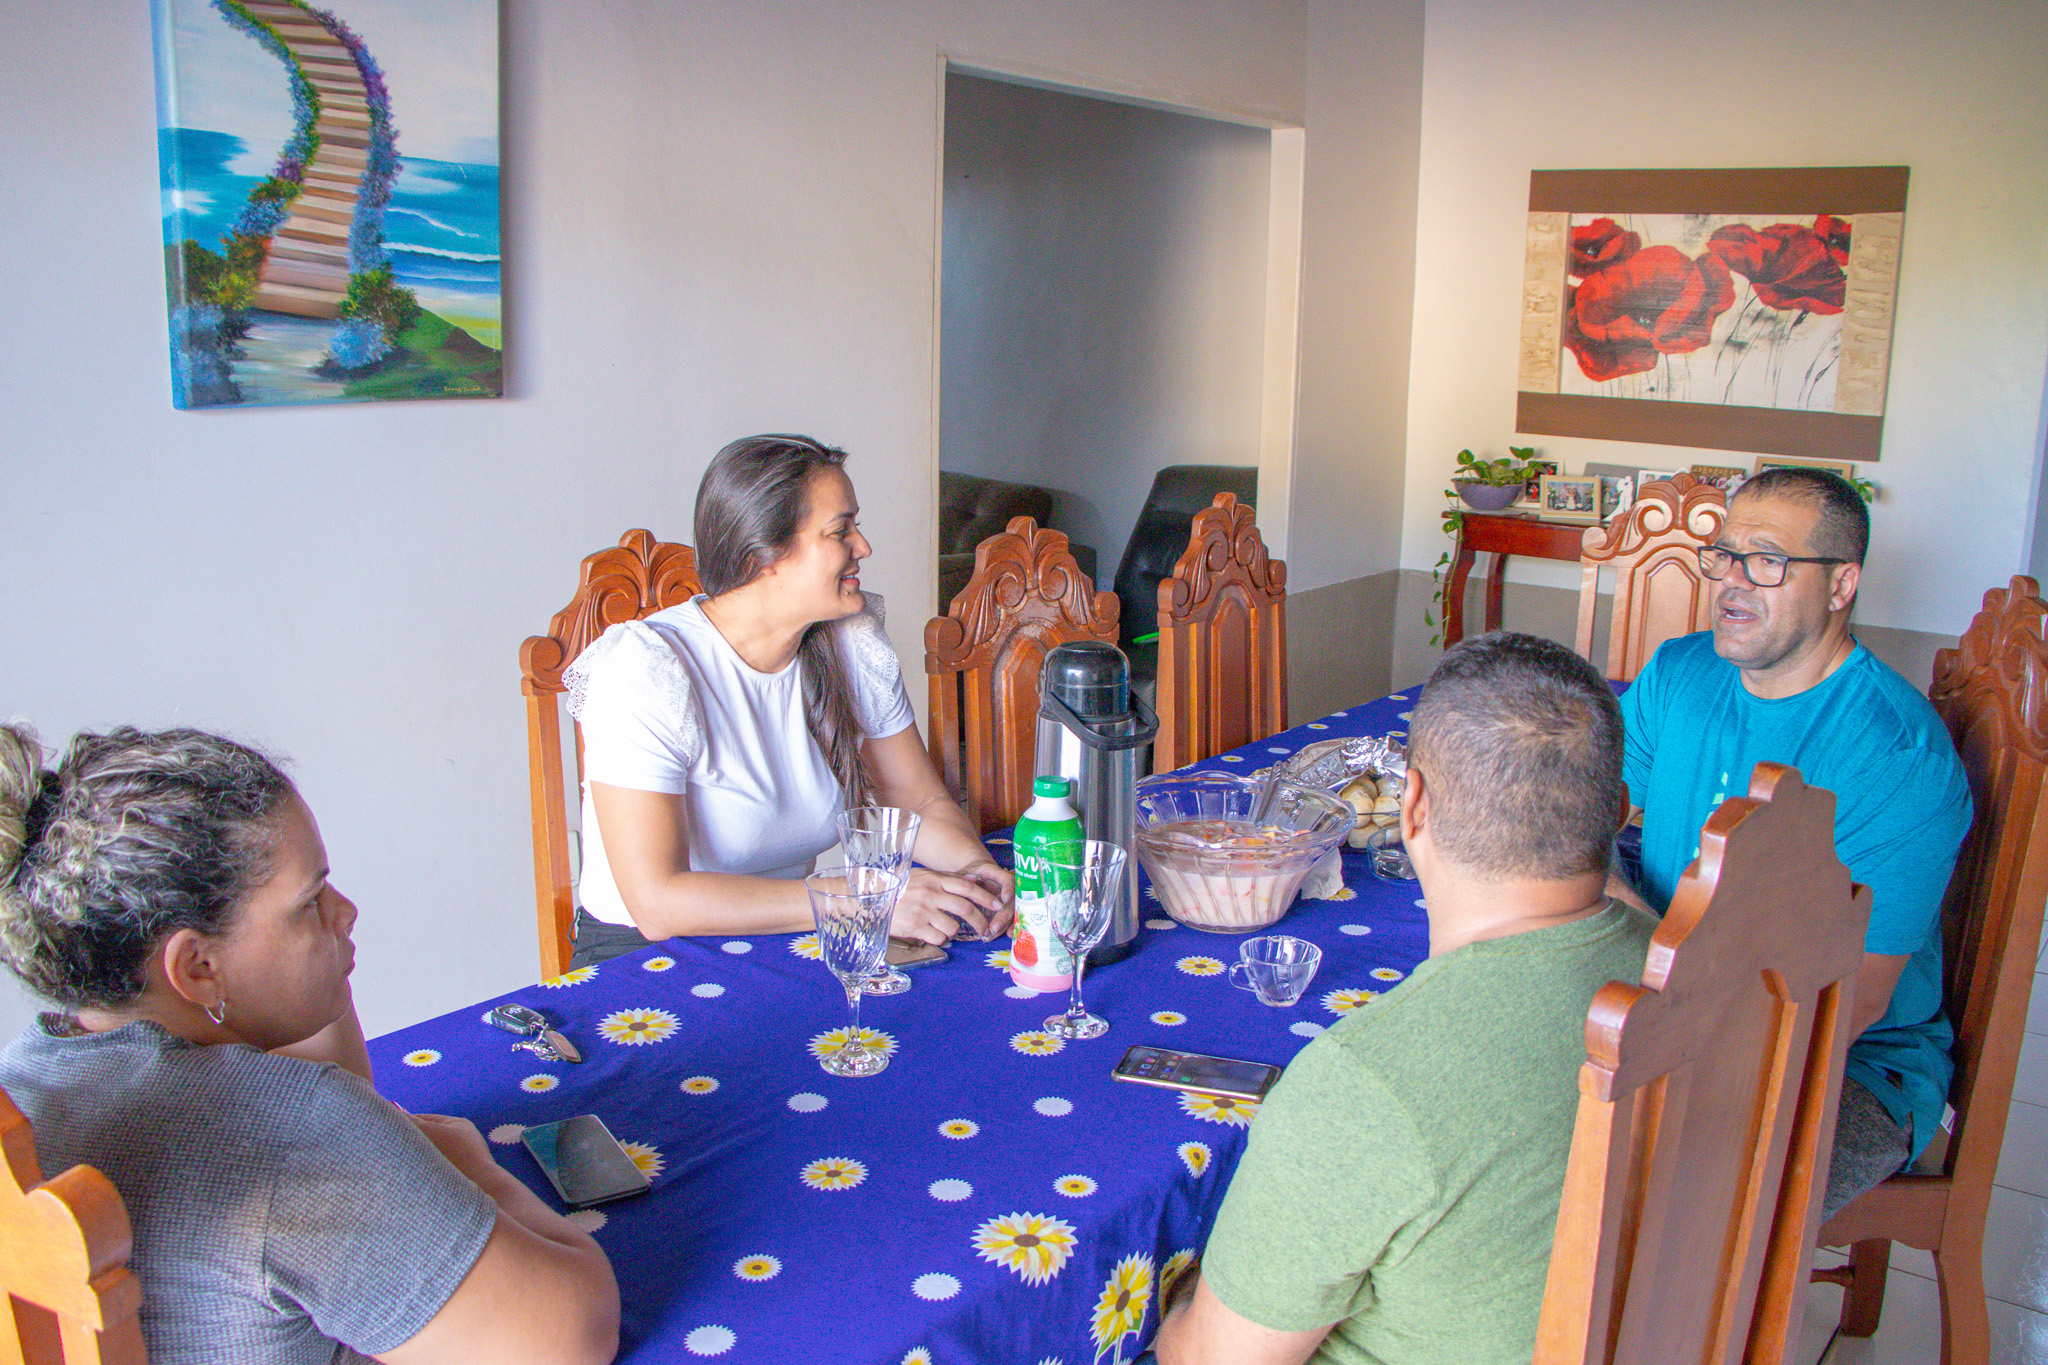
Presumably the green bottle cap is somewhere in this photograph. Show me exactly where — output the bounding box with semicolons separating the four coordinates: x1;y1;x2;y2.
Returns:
1032;775;1072;798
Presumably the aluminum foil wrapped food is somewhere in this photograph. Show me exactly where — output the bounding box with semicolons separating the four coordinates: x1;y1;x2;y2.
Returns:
1252;735;1410;900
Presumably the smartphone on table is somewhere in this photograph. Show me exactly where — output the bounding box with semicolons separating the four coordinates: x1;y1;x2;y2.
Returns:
1111;1045;1282;1101
520;1114;650;1208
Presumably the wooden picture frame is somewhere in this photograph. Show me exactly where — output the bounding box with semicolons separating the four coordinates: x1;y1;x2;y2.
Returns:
1516;166;1907;462
1515;459;1560;508
1753;454;1855;478
1539;474;1601;524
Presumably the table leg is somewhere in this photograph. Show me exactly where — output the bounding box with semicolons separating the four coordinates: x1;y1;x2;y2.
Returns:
1484;553;1510;634
1444;537;1477;647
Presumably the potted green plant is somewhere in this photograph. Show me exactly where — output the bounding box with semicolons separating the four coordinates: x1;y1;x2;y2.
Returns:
1425;446;1548;645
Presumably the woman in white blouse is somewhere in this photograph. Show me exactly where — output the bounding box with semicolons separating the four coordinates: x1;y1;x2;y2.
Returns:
563;434;1014;966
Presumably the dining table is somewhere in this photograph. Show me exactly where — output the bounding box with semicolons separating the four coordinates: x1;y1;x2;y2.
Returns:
371;688;1438;1364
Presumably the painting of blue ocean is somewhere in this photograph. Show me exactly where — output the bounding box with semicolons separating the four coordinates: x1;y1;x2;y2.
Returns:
152;0;500;407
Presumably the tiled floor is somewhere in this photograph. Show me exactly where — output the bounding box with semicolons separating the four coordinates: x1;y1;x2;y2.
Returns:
1790;959;2048;1364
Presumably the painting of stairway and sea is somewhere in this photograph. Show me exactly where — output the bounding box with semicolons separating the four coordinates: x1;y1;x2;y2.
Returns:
151;0;499;408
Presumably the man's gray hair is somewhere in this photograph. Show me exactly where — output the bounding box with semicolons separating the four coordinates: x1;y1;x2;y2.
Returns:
1409;632;1623;881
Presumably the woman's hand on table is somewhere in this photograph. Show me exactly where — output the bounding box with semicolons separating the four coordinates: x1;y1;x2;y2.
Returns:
890;864;1013;945
410;1113;498;1180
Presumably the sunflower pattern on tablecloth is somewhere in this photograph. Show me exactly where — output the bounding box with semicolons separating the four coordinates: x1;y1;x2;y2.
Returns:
734;1255;781;1282
519;1074;558;1093
642;956;676;972
681;1075;719;1094
1322;987;1377;1014
788;934;823;960
1175;956;1224;977
540;966;597;988
622;1140;664;1178
1088;1252;1154;1363
599;1007;680;1046
1177;1141;1211;1176
801;1156;868;1191
938;1118;979;1139
1370;966;1406;982
984;947;1013;970
1148;1010;1187;1026
1053;1174;1097;1198
972;1211;1078;1285
1178;1091;1259;1127
901;1350;933;1365
1160;1248;1197;1304
808;1026;897;1062
402;1049;441;1066
1010;1030;1065;1056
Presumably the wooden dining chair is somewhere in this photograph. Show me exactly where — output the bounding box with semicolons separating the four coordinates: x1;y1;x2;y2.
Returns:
1574;473;1726;682
1537;762;1870;1365
1152;492;1287;773
1810;575;2048;1363
519;529;701;980
924;517;1119;832
0;1087;145;1365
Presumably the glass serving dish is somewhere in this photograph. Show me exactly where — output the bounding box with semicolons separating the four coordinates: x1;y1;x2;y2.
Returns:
1132;772;1354;933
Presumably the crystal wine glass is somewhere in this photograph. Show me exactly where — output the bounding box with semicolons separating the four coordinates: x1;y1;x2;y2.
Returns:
837;806;922;995
805;866;902;1077
1042;839;1127;1040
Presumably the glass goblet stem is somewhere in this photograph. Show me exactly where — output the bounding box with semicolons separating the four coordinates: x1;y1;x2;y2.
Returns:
1063;953;1090;1027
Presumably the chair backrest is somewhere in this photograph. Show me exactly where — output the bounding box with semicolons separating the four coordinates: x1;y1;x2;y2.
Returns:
1575;474;1726;682
924;517;1119;832
1152;493;1287;773
0;1087;145;1365
1536;763;1870;1365
1112;464;1258;653
1924;576;2048;1188
519;530;701;979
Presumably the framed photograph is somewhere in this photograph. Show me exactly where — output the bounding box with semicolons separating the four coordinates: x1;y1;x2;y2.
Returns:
1690;463;1749;495
1539;474;1601;524
1635;468;1682;487
1515;166;1907;462
1515;459;1560;508
1598;474;1634;520
1752;455;1855;478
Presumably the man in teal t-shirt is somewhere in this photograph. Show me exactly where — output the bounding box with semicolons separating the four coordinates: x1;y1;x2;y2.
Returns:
1620;467;1971;1219
1154;634;1657;1365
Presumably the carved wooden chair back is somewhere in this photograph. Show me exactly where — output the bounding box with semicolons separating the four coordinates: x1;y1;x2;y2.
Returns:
1152;493;1288;773
1812;576;2048;1361
1574;474;1726;682
1536;764;1869;1365
924;518;1119;832
519;530;701;979
0;1087;145;1365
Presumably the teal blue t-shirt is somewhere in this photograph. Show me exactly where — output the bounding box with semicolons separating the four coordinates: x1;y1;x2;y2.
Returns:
1620;632;1971;1159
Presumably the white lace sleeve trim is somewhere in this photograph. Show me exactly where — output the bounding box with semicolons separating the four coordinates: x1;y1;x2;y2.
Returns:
839;593;907;736
562;621;704;766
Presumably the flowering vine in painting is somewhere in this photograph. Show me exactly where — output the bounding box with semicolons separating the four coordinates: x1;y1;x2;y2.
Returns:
1558;212;1855;411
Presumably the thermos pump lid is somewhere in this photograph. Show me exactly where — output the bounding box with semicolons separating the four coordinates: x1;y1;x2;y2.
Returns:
1041;641;1130;721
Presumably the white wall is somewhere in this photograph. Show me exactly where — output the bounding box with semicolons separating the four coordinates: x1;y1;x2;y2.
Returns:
6;0;1437;1042
1400;0;2048;636
940;72;1272;573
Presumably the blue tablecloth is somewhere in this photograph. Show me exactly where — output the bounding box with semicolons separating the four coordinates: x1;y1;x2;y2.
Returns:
371;690;1431;1364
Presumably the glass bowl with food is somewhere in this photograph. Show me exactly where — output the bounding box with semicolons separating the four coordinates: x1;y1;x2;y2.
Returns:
1132;772;1354;932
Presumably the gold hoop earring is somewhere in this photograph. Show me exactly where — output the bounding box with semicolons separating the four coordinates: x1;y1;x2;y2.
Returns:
204;997;228;1027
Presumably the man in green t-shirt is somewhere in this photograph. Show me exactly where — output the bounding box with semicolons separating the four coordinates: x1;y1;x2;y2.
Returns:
1153;633;1657;1365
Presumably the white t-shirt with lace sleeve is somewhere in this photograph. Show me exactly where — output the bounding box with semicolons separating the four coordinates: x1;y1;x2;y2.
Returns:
564;593;915;927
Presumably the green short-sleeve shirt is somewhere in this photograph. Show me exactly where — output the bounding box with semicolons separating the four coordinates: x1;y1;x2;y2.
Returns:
1202;902;1656;1365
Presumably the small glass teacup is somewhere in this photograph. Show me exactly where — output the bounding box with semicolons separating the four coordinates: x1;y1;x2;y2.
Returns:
1228;934;1323;1007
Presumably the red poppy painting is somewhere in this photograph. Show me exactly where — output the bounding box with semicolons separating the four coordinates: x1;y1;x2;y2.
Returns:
1516;166;1908;463
1559;211;1846;408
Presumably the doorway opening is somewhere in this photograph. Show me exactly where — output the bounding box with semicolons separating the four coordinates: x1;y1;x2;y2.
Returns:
936;67;1303;654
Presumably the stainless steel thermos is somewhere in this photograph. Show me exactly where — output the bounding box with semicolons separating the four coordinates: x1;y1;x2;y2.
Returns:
1033;641;1158;965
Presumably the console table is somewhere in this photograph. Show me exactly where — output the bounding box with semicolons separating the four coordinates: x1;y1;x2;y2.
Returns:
1442;512;1592;647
